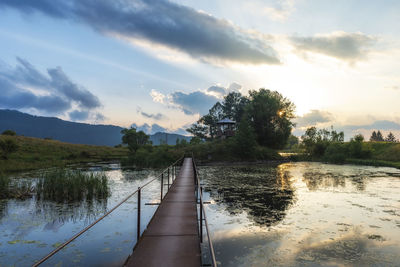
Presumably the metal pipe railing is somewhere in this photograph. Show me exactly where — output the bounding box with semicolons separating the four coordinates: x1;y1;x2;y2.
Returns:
192;154;217;267
33;156;184;267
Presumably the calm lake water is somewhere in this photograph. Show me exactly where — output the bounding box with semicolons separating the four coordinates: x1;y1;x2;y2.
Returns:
0;163;167;266
199;162;400;267
1;162;400;266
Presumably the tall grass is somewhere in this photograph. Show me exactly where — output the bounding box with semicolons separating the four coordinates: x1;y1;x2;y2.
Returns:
0;174;33;199
36;169;110;202
0;174;11;199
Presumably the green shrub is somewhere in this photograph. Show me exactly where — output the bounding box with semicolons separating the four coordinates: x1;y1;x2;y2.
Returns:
255;146;281;160
0;138;19;159
2;130;16;136
323;142;347;163
346;134;372;159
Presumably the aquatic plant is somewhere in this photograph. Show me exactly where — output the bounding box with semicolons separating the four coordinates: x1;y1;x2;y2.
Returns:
0;174;33;199
0;174;11;199
36;169;110;202
10;179;34;199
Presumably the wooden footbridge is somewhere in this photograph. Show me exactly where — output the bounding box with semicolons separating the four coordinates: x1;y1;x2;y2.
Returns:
33;156;217;267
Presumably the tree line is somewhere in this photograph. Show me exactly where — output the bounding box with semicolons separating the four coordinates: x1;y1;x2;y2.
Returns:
300;126;399;164
369;130;398;142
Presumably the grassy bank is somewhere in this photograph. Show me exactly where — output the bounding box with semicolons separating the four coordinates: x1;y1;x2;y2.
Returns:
0;135;128;173
189;139;281;163
345;158;400;169
123;139;281;168
291;142;400;169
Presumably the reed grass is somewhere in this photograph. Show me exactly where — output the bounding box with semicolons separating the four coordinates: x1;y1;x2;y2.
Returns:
0;174;34;199
0;174;10;199
36;169;110;202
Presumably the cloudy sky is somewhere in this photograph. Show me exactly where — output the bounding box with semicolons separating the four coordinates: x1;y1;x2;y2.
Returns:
1;0;400;138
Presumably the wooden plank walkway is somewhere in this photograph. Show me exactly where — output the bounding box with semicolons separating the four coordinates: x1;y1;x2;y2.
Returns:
125;158;201;267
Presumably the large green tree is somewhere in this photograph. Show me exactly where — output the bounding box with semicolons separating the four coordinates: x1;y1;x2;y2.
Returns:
301;126;345;157
246;89;295;149
385;132;397;142
186;124;208;140
199;102;224;139
234;114;257;159
121;128;150;153
222;92;249;122
370;130;384;141
187;92;249;139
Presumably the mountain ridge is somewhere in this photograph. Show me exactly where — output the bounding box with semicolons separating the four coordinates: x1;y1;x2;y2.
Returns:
0;109;190;146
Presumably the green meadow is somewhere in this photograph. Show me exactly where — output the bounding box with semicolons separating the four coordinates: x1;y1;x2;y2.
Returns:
0;135;128;173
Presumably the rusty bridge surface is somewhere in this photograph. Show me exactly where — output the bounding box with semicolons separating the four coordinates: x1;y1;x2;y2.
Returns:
125;158;201;267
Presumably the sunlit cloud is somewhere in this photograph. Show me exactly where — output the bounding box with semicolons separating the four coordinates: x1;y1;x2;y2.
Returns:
150;89;166;104
384;85;399;90
258;0;295;22
290;31;377;63
294;110;334;128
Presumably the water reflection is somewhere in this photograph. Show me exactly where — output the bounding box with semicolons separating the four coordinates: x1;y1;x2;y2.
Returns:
200;164;295;226
200;162;400;267
0;199;7;221
300;163;399;191
0;164;162;266
302;171;347;190
35;199;108;228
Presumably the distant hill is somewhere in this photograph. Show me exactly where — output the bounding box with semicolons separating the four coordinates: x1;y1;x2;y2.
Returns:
0;109;191;146
150;132;191;145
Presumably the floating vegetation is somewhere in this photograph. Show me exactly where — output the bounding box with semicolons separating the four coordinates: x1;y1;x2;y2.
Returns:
199;164;296;226
36;169;110;202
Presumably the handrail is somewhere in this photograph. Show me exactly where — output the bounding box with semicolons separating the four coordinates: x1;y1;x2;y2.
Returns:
191;154;217;267
33;156;184;266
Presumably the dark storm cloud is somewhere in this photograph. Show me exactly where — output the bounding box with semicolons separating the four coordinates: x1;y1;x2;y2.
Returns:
0;57;102;119
291;32;376;61
170;91;219;115
0;0;280;64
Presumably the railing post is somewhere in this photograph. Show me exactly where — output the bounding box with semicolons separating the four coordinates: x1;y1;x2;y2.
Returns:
200;187;203;243
137;187;141;242
161;173;164;201
167;168;170;189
